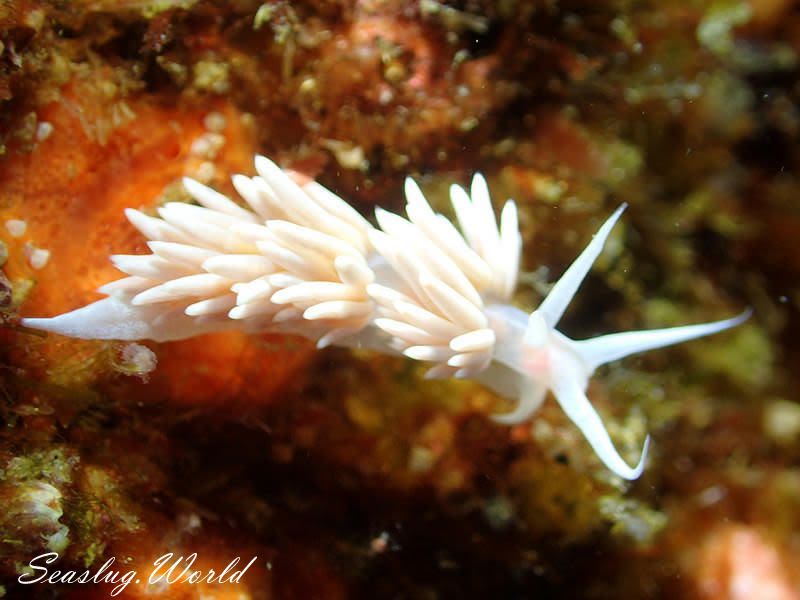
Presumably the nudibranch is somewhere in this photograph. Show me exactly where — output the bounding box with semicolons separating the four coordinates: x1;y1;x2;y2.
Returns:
22;156;750;480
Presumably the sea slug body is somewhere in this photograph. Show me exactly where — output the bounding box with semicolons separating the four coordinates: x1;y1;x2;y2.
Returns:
22;156;750;480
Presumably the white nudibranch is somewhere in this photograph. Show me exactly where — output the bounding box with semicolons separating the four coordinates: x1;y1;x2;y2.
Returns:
22;156;751;480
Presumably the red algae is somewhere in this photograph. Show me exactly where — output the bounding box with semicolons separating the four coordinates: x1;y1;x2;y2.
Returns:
1;84;315;405
3;92;239;319
694;525;798;600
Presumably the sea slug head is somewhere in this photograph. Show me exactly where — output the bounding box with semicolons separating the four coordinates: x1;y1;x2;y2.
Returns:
486;204;651;480
520;309;594;390
488;198;751;481
485;303;652;481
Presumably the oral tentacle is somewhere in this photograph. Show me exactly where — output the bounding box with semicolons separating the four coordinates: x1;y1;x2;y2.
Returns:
490;380;547;425
537;204;627;328
550;373;649;480
523;310;549;348
573;309;752;371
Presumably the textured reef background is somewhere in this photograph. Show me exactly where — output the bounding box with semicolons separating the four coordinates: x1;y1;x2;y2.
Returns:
0;1;798;598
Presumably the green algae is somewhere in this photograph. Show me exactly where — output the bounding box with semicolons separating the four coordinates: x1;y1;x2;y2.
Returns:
598;496;668;545
4;448;77;485
192;59;231;95
697;1;753;58
688;323;773;390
